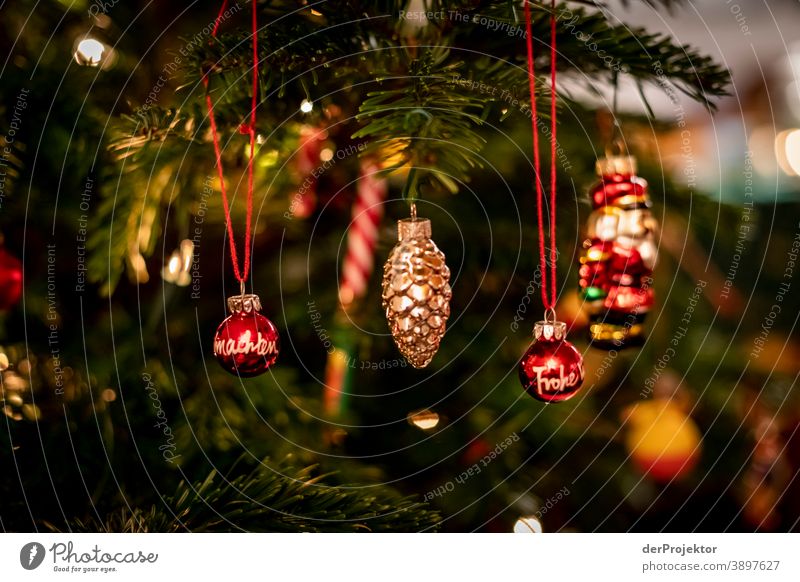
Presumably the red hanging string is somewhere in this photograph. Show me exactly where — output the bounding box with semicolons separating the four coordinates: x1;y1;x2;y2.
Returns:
202;0;258;284
524;0;558;311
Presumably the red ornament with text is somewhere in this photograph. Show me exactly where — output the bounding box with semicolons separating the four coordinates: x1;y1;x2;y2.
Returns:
0;244;22;311
204;1;280;377
214;294;280;377
579;155;658;349
518;0;584;403
519;320;585;403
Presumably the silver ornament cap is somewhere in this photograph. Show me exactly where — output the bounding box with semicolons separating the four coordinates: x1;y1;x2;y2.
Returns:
227;293;262;314
533;320;567;341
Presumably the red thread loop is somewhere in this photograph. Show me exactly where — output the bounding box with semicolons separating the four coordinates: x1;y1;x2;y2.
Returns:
524;0;558;311
202;0;259;284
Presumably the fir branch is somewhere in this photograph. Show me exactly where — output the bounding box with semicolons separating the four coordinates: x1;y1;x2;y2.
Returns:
109;107;199;159
59;458;441;532
85;161;170;296
438;2;729;111
353;46;487;196
118;0;727;156
91;110;207;295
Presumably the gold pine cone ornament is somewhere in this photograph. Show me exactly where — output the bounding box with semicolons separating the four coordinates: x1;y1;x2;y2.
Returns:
382;217;452;368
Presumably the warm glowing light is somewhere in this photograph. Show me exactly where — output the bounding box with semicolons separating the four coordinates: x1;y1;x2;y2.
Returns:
786;130;800;175
167;253;181;276
586;248;605;261
546;358;558;369
162;241;193;286
74;37;106;66
320;148;334;162
513;516;543;533
101;388;117;402
407;409;440;430
300;99;314;113
180;239;194;272
129;252;149;284
776;128;800;176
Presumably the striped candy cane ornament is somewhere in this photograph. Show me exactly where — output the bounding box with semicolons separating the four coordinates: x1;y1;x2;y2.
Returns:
324;161;386;418
338;161;387;308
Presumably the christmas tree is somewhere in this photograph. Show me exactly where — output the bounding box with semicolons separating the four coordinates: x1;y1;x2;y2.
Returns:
1;0;798;533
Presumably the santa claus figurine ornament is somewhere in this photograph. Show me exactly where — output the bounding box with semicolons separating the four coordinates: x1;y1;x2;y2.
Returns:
578;154;658;349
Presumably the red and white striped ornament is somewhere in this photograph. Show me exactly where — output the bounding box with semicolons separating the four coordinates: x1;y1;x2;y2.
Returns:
338;160;386;307
290;125;326;219
325;160;385;418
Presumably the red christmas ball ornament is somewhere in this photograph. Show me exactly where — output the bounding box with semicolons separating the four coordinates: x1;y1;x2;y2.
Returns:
519;320;585;403
0;245;23;311
213;294;280;377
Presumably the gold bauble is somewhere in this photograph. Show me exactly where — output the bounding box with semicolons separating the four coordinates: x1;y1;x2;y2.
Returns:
381;218;452;368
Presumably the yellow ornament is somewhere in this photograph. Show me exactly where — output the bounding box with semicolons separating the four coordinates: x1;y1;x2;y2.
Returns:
623;399;701;482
